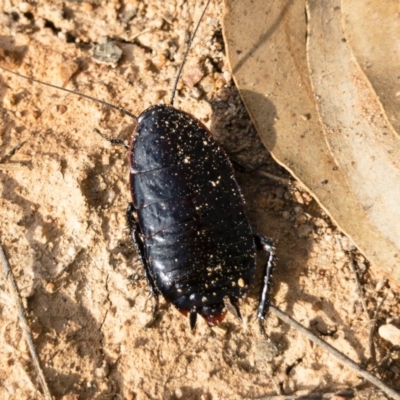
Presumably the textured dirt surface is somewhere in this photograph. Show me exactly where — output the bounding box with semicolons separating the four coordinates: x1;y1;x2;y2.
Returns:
0;1;399;399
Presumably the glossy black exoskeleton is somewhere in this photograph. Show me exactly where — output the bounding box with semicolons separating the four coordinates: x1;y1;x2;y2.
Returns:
126;104;275;331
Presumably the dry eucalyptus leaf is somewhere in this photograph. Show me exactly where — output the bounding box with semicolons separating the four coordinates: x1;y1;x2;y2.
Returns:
307;0;400;279
341;0;400;136
223;0;400;283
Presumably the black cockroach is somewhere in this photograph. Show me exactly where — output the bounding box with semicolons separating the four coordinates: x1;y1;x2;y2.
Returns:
0;0;275;336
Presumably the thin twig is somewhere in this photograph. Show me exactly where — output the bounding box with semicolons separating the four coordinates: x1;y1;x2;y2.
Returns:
0;141;26;162
269;305;400;400
257;170;294;186
0;65;137;120
256;388;392;400
0;244;52;400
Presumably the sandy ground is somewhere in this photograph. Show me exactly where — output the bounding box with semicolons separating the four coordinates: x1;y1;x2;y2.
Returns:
0;1;399;399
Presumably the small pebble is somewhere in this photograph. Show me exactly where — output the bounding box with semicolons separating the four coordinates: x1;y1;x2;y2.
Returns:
335;250;345;260
57;31;67;41
378;324;400;346
19;2;33;12
35;18;46;28
182;64;204;88
222;70;231;83
293;190;304;204
92;39;122;67
375;278;387;291
57;61;79;87
294;206;303;214
300;113;311;121
3;93;16;108
151;54;167;69
94;361;109;379
45;282;56;293
295;213;308;225
190;86;202;100
81;3;93;12
357;262;367;273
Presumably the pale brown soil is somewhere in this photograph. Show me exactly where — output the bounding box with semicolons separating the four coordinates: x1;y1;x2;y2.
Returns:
0;1;399;399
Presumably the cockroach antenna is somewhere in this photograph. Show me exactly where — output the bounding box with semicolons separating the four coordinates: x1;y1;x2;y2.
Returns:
0;64;138;121
169;0;211;106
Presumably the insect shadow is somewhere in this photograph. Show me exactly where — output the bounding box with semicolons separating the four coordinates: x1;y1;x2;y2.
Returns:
227;89;367;359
